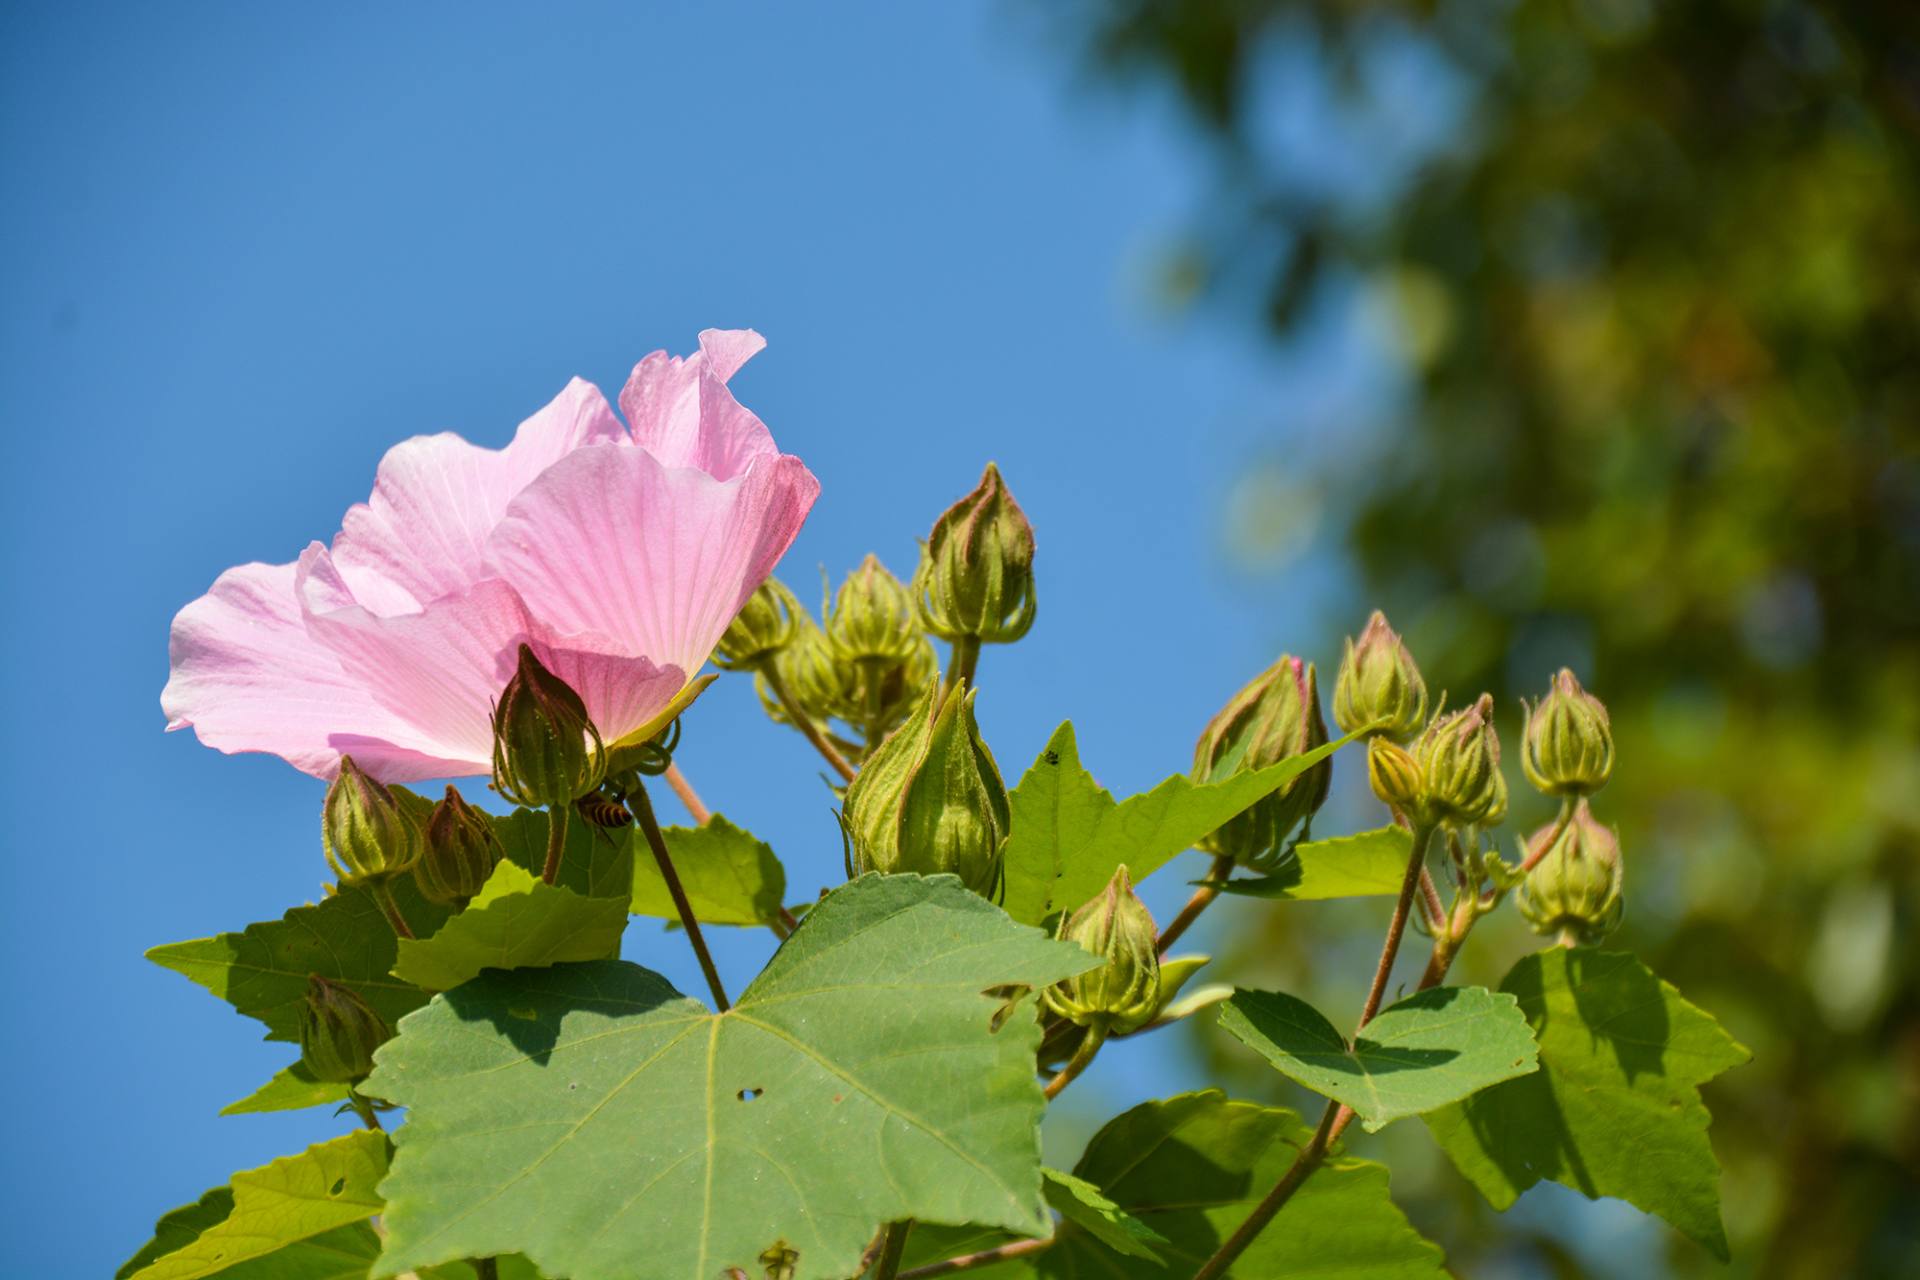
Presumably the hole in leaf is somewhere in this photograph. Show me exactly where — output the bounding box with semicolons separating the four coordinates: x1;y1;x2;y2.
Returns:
329;1177;345;1196
737;1087;763;1101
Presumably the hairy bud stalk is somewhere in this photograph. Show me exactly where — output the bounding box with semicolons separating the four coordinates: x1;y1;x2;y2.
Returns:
490;645;607;809
1517;800;1624;944
415;786;500;905
1521;668;1614;796
840;681;1009;897
914;462;1037;645
1192;655;1332;866
1333;610;1428;741
322;755;423;887
299;975;390;1084
1044;866;1162;1034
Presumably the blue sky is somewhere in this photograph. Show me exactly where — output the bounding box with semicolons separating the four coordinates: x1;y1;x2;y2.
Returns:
0;3;1400;1274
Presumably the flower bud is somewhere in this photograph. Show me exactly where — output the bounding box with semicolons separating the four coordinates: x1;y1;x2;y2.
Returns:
322;755;422;886
756;619;856;727
1191;656;1332;866
415;786;500;905
1333;610;1429;741
841;681;1009;896
1042;866;1162;1034
825;555;921;665
490;644;607;809
1521;668;1614;797
299;975;390;1084
914;462;1037;645
714;578;804;671
1414;694;1507;826
1366;738;1426;818
1517;801;1624;944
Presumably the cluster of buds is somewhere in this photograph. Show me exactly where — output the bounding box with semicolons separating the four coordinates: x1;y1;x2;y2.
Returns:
713;577;804;672
1191;655;1332;867
913;462;1036;647
299;975;390;1084
840;681;1009;897
491;645;607;809
1043;866;1161;1035
1515;668;1623;944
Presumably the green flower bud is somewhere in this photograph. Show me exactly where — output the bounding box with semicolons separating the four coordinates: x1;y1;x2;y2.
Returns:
840;681;1009;896
1517;801;1624;944
1366;738;1426;818
755;618;856;727
299;974;391;1084
322;755;423;887
1191;655;1331;866
913;462;1037;645
825;555;920;665
414;785;500;905
1521;668;1614;797
1414;694;1507;827
1333;610;1429;741
714;577;805;671
1042;866;1162;1034
490;644;607;809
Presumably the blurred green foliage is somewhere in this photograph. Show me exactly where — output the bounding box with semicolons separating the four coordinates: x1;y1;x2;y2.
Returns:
1057;1;1920;1275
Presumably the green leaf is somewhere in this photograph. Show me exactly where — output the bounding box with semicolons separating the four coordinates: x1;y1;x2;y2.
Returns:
393;860;630;991
147;878;449;1043
123;1131;388;1280
1214;825;1413;900
1424;948;1751;1260
1002;722;1360;924
219;1061;351;1116
1220;986;1540;1132
914;1091;1445;1277
494;806;634;900
1042;1168;1166;1261
633;815;787;927
365;873;1097;1280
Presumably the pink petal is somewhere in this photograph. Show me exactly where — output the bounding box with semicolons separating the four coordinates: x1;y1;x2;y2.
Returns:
618;329;775;480
160;559;467;780
484;442;820;680
331;377;625;613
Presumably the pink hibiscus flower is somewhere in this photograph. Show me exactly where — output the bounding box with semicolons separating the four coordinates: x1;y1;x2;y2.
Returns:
161;329;819;782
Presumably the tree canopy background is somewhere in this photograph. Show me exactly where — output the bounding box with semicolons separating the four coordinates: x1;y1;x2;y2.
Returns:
1046;2;1920;1275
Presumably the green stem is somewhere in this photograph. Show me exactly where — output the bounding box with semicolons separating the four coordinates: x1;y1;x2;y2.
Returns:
898;1237;1053;1278
759;660;858;783
541;803;570;885
472;1259;499;1280
946;635;981;690
370;880;414;940
1042;1020;1108;1101
1188;823;1435;1280
347;1090;383;1130
873;1221;913;1280
627;782;732;1012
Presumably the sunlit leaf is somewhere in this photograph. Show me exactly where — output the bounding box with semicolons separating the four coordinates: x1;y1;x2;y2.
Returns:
1424;949;1750;1259
392;860;630;991
633;815;787;928
219;1061;350;1116
1220;985;1539;1131
365;874;1095;1280
1213;825;1412;900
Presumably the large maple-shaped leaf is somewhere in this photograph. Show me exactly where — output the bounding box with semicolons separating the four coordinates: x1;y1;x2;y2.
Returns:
909;1091;1446;1277
1424;949;1750;1259
393;860;630;991
1219;986;1539;1131
121;1131;387;1280
147;878;449;1042
365;874;1096;1280
1002;722;1359;924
